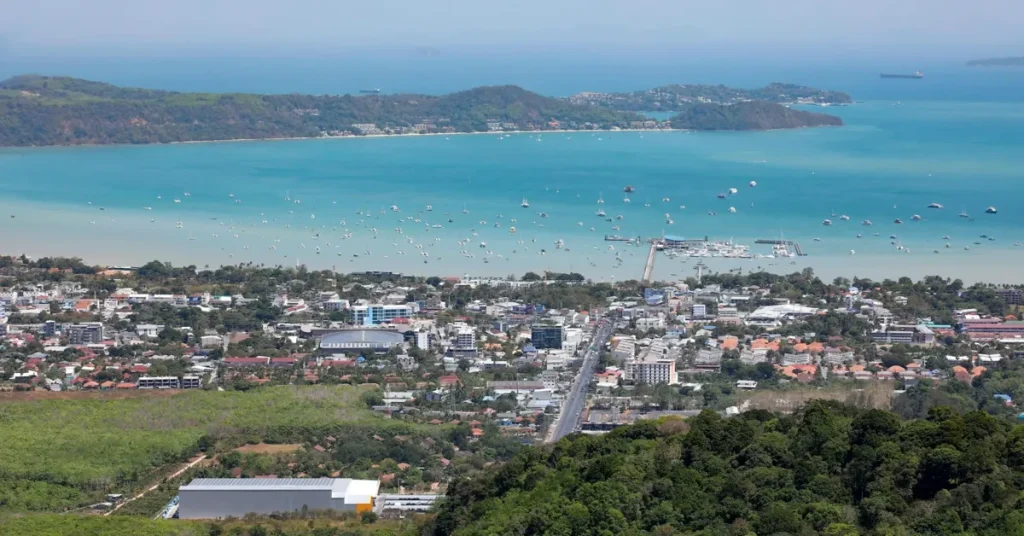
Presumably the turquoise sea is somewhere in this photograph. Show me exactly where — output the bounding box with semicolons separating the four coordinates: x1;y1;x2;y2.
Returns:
2;62;1024;283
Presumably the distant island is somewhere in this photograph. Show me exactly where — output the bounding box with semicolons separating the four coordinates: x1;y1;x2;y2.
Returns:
966;56;1024;67
0;75;845;146
569;82;852;111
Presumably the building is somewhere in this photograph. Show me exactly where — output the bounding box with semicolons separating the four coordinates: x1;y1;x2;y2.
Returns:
66;322;103;344
376;494;442;513
531;325;564;350
455;326;475;350
624;358;677;385
691;304;707;319
319;329;405;355
351;304;414;326
137;375;202;389
996;287;1024;305
178;478;379;519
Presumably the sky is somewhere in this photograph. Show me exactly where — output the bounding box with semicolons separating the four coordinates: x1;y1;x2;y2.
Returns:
2;0;1023;58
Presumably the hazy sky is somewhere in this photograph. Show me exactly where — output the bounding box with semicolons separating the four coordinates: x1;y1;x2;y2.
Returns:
3;0;1022;56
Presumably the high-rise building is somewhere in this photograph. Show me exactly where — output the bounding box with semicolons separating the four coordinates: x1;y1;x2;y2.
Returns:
455;327;475;350
531;325;564;350
66;322;104;344
351;304;413;325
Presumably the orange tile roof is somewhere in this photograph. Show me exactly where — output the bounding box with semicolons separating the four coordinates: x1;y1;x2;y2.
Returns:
807;342;825;354
887;365;906;373
793;343;808;352
721;337;739;350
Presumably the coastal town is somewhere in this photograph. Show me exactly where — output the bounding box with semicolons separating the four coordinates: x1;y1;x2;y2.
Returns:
2;258;1024;518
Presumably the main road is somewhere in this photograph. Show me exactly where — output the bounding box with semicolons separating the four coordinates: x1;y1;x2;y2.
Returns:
548;320;613;442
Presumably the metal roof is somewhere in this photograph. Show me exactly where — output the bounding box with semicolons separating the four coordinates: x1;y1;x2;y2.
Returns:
180;478;380;503
320;329;404;345
180;478;338;491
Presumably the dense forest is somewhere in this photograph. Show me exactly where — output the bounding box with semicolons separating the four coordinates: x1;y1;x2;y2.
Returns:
428;402;1024;536
669;101;843;131
0;75;844;146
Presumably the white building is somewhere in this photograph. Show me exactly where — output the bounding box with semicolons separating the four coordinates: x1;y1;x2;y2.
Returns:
624;358;677;385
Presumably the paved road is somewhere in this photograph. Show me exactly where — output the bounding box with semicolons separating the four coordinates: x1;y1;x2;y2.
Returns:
548;321;613;442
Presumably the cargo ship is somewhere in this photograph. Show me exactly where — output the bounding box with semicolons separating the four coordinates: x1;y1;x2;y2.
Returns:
880;71;923;79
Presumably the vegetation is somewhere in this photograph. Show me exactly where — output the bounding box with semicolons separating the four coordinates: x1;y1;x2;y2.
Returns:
669;101;843;131
0;385;380;511
580;82;852;110
429;402;1024;535
0;514;418;536
0;75;642;146
0;75;852;146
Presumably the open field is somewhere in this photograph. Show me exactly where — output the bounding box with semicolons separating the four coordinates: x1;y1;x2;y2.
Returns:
737;381;893;413
235;443;303;454
0;389;182;401
0;385;380;512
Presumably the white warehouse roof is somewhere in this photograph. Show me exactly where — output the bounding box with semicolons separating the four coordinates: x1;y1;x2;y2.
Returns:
180;478;380;503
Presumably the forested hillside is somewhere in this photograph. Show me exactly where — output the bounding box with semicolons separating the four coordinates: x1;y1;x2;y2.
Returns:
429;402;1024;535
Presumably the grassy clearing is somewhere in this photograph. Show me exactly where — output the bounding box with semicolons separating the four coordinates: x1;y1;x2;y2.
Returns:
0;385;379;511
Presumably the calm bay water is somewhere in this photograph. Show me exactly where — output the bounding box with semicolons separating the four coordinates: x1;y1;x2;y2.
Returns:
2;63;1024;282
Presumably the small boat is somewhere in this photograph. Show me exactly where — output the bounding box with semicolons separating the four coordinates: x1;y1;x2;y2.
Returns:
911;214;921;221
986;206;997;214
894;219;903;224
943;235;951;239
596;209;606;217
391;205;400;212
862;219;872;226
624;185;635;193
426;205;433;211
597;194;604;204
623;197;631;203
729;207;737;213
749;181;757;187
928;203;943;209
959;207;969;218
662;197;670;202
856;233;863;238
839;215;850;221
822;219;832;226
849;250;855;255
521;198;530;208
728;187;738;195
813;237;822;242
717;193;727;199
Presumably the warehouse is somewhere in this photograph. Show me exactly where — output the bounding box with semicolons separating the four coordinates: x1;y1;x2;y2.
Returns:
318;328;404;355
177;478;379;519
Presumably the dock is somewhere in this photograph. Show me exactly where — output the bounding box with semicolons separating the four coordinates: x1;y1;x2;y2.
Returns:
642;242;658;283
754;239;806;256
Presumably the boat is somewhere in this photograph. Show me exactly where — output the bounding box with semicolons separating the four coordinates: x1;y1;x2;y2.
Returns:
729;207;737;213
521;198;530;208
839;215;850;221
911;214;922;221
462;203;468;214
880;71;924;79
862;219;873;226
662;197;670;202
425;205;433;212
959;207;969;218
597;195;604;204
596;209;606;217
894;219;903;224
717;193;727;199
749;181;757;187
624;185;635;193
623;197;631;203
728;188;738;195
856;233;862;238
986;206;998;214
928;203;943;209
822;219;832;226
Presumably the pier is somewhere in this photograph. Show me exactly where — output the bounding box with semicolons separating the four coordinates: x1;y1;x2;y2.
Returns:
754;239;807;256
642;242;658;283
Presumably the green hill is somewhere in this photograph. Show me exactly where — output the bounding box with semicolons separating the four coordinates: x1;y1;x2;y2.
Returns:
670;101;843;131
428;402;1024;535
0;75;844;146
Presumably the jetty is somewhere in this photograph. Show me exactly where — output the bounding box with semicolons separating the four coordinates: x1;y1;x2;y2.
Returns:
642;241;658;283
754;239;806;256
